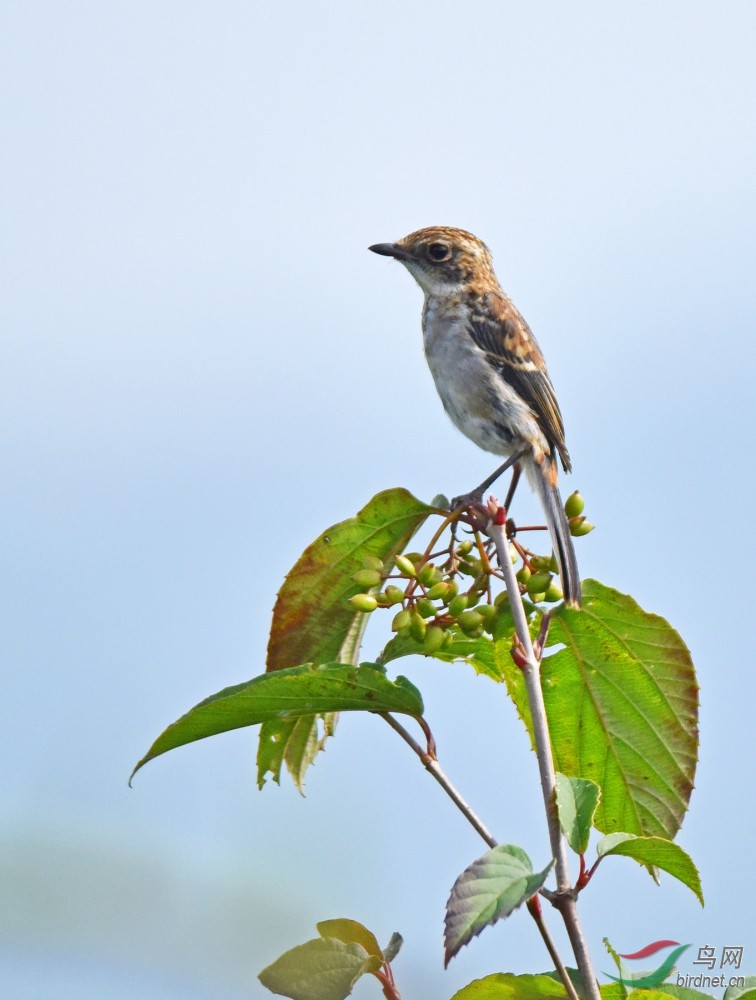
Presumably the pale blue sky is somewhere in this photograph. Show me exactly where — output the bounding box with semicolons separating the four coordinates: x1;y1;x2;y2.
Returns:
2;2;755;997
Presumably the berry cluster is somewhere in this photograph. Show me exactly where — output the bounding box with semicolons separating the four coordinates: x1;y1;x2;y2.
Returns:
348;492;593;650
350;541;502;652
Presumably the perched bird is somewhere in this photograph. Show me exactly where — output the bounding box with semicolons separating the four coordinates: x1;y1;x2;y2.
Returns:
369;226;581;607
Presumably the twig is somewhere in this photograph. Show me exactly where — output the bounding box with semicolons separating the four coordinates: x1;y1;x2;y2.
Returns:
488;502;601;1000
378;713;496;848
576;855;603;893
379;712;573;990
374;967;402;1000
527;897;580;1000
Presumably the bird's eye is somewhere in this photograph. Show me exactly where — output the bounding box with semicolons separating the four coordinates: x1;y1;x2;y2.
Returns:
427;242;451;262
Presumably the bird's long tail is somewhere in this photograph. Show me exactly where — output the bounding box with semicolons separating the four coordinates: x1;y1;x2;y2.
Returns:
527;456;581;608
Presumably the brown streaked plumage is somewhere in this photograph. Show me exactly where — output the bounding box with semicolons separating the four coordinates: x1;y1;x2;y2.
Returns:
369;225;581;606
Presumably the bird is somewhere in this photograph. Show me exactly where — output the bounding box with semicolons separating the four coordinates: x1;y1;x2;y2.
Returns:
369;226;581;607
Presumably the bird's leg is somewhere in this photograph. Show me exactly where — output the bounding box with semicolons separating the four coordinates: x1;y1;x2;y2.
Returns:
502;461;522;513
452;446;528;509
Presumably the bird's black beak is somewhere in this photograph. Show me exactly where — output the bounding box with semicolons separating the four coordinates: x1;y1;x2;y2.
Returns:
368;242;408;260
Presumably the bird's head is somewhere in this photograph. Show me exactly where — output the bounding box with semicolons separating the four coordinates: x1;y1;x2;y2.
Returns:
369;226;496;296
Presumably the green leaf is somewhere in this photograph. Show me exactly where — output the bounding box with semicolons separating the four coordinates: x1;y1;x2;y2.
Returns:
624;991;715;1000
496;580;698;840
283;714;330;788
262;489;434;788
382;931;403;963
450;972;573;998
315;919;383;961
540;967;593;996
648;985;721;999
256;716;303;787
379;626;503;681
555;773;601;855
724;980;756;1000
444;845;553;967
131;663;423;781
596;833;703;904
628;989;684;1000
255;714;337;791
267;489;435;672
379;603;518;682
258;936;379;1000
600;986;630;999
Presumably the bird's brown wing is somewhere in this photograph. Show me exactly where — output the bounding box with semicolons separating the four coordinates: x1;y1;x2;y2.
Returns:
468;300;571;472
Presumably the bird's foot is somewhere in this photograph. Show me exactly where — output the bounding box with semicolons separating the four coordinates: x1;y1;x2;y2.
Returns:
450;493;491;532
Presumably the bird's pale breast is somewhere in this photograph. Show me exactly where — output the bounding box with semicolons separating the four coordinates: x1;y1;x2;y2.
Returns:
422;296;549;460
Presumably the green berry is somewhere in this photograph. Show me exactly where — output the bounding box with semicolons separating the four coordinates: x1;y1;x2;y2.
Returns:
544;581;564;603
476;603;497;621
564;491;585;518
425;581;450;601
516;566;531;584
530;556;552;572
458;609;484;634
448;594;469;618
394;554;416;577
527;572;553;595
362;555;385;572
416;598;437;619
423;626;446;654
569;517;595;537
349;594;378;613
383;585;405;606
352;568;382;588
409;611;427;642
418;563;439;586
391;609;411;632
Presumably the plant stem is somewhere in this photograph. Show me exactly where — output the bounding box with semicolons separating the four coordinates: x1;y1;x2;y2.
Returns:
380;712;575;996
488;515;570;883
527;897;580;1000
559;898;601;999
488;508;601;1000
379;713;497;848
374;967;402;999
